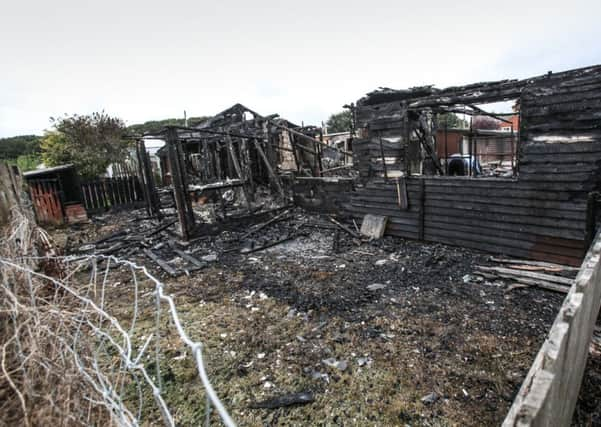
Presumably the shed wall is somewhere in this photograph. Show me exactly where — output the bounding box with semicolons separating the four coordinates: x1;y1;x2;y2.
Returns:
346;65;601;266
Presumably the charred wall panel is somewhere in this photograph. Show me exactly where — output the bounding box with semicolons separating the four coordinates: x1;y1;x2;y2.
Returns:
292;177;354;214
344;65;601;265
348;178;587;265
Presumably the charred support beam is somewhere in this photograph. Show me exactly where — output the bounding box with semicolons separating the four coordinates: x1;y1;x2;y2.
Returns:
379;136;388;181
135;140;151;213
271;120;353;157
287;131;302;173
166;127;195;241
230;106;353;158
136;139;162;219
143;249;178;277
418;178;425;240
415;126;444;175
240;137;255;195
226;135;253;211
257;128;286;199
396;177;408;210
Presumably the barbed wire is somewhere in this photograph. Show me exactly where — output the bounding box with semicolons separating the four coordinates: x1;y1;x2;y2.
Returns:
0;252;236;427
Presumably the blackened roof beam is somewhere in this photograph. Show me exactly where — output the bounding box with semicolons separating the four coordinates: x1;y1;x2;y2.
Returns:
358;64;601;108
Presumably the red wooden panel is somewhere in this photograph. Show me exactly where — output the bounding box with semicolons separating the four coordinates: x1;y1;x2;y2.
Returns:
29;179;63;225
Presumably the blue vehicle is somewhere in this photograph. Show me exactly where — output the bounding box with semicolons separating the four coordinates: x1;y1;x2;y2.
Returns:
447;154;482;176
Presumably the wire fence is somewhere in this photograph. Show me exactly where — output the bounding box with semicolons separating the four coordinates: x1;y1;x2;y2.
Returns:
0;212;235;426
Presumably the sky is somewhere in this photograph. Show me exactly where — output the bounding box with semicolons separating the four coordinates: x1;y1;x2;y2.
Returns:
1;0;601;137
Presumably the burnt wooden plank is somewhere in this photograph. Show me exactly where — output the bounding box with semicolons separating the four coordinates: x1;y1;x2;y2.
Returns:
173;249;206;268
425;218;584;245
424;215;584;241
424;226;584;256
424;207;584;232
423;199;585;221
143;249;178;276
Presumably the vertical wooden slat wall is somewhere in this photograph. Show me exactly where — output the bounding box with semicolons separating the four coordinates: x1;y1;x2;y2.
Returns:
79;163;145;214
28;179;64;225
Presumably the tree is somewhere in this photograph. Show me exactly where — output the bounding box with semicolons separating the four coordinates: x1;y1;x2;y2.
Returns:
41;112;129;178
325;110;352;134
127;116;210;135
16;154;42;172
0;135;41;160
436;113;468;129
472;115;500;130
40;131;71;166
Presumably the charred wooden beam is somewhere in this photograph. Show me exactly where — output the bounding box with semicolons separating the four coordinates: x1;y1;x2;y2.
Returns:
143;249;178;276
136;139;162;218
172;248;206;269
225;135;253;211
241;208;291;239
255;135;286;199
166;127;195;241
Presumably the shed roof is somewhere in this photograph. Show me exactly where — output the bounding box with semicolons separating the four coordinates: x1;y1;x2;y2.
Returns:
23;164;74;178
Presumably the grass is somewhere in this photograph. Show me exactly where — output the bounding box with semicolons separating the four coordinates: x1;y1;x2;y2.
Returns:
94;261;549;426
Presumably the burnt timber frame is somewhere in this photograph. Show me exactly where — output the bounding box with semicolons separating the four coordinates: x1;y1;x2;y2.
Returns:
341;64;601;266
156;102;360;241
166;126;196;240
135;139;162;219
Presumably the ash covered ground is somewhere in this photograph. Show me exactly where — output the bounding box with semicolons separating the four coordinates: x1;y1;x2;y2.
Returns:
56;208;601;426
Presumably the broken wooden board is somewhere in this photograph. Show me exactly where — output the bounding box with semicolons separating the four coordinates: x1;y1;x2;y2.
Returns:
475;268;572;294
477;265;574;286
143;249;178;277
489;257;580;273
507;264;562;273
172;248;206;269
240;233;301;254
249;391;314;409
396;177;408;210
241;208;291;240
328;216;360;239
360;214;388;239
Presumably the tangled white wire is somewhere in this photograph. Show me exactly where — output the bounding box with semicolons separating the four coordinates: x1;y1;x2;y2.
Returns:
0;254;235;427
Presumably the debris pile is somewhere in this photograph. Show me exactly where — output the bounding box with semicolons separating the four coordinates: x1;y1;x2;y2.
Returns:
75;202;367;278
473;257;579;294
52;204;601;425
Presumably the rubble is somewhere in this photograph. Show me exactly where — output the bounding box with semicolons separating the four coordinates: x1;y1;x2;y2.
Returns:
421;392;439;405
250;392;314;409
366;283;387;291
321;358;348;371
54;202;598;425
28;63;601;425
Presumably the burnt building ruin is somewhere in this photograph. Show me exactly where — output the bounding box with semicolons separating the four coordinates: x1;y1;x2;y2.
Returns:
295;64;601;267
21;65;601;268
5;63;600;427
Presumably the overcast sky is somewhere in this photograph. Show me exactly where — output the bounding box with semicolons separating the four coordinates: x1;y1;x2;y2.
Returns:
1;0;600;137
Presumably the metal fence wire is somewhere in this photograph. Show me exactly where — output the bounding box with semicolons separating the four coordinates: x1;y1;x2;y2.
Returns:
0;253;235;427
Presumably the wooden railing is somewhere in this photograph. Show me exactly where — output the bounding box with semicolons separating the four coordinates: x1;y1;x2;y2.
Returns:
81;176;144;213
503;231;601;426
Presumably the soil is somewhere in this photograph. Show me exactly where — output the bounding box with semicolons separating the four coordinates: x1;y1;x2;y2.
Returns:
52;209;601;426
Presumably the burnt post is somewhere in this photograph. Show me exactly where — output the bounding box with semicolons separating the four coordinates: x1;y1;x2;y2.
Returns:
136;139;161;219
287;131;302;173
379;136;388;181
260;122;286;199
403;103;411;176
166;127;195;241
468;116;473;176
135;140;151;212
418;178;425;241
225;135;253;212
444;121;448;175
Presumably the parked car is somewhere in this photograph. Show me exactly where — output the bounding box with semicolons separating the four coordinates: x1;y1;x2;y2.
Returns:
447;154;481;176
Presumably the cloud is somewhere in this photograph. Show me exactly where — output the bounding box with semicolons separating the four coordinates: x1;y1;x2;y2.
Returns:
1;0;600;136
